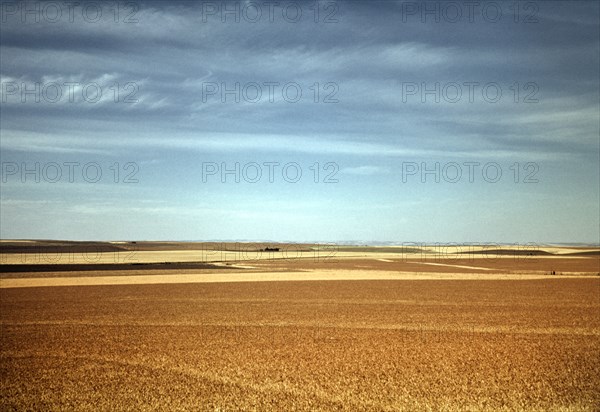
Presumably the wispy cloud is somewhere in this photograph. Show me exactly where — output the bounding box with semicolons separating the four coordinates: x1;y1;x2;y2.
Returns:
341;166;388;176
1;1;598;242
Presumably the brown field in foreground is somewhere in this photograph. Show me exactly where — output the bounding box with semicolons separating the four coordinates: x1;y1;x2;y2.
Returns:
1;242;599;410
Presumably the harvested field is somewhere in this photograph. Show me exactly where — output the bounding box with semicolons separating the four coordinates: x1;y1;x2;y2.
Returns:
1;242;599;410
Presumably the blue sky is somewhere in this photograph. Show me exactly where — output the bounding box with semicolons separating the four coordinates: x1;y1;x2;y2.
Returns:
0;0;599;243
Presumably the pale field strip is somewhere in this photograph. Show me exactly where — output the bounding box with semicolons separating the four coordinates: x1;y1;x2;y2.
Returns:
1;249;598;265
406;262;496;271
0;250;349;265
0;269;589;288
386;245;598;255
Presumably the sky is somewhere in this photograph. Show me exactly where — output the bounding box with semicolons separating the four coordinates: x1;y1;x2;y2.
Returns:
0;0;599;244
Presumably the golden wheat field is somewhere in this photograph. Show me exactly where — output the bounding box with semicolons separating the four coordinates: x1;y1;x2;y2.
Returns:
1;241;599;411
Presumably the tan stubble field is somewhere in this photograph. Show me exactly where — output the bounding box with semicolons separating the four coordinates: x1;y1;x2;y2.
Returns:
1;241;599;411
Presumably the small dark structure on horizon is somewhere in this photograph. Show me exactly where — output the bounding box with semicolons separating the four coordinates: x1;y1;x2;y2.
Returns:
264;247;280;252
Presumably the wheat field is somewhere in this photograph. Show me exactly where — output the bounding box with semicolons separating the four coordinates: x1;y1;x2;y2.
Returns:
1;242;599;410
